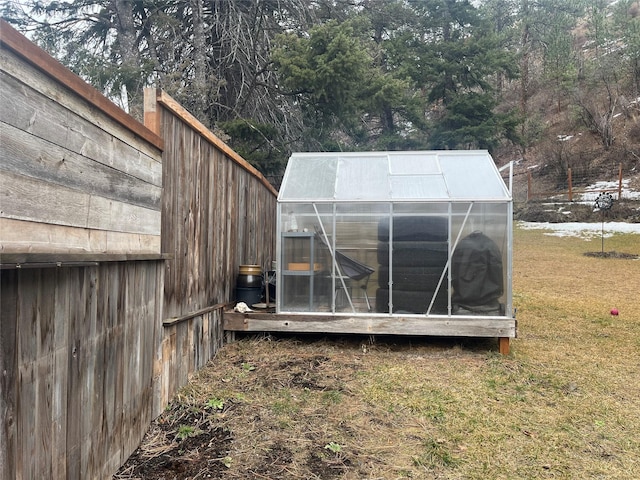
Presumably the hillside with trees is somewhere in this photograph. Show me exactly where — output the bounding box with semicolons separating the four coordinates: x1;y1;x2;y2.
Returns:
3;0;639;194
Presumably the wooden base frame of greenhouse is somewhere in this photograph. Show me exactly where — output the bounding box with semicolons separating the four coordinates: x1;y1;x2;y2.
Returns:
223;311;516;355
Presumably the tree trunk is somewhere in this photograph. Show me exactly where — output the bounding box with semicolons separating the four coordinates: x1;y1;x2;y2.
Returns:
190;0;209;123
112;0;143;118
519;0;530;147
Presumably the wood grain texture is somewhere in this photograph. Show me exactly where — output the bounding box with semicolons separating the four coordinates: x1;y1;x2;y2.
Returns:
0;122;161;209
155;90;277;196
0;170;161;235
223;311;517;338
0;69;162;186
0;262;164;480
153;88;277;323
499;337;510;355
142;87;276;423
0;269;18;480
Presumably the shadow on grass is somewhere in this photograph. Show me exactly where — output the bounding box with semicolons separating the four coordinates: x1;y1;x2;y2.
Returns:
583;251;639;259
232;331;501;355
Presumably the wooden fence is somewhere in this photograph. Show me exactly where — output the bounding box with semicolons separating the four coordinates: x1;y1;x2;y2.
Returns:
526;164;624;202
145;88;278;412
1;262;164;479
0;21;277;479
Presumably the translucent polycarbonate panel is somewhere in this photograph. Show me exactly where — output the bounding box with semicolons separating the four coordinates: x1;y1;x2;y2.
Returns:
328;205;381;313
448;202;511;316
450;202;509;242
393;202;449;216
277;203;333;312
292;203;381;314
334;155;391;200
277;151;513;318
335;203;389;216
389;153;440;174
278;156;338;200
276;201;512;317
279;203;331;233
279;231;332;312
280;151;510;202
440;154;509;199
370;202;452;315
277;203;383;314
390;175;448;199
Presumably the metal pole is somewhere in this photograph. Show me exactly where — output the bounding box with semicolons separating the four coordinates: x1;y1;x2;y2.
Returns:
601;210;605;254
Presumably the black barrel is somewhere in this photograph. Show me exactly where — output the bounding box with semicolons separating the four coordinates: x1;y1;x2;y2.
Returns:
236;265;263;304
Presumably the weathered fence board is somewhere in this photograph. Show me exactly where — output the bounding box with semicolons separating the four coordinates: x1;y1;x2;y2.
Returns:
0;270;17;477
0;27;163;153
0;123;161;209
145;88;278;316
0;170;161;235
0;218;160;255
0;68;162;186
224;311;518;338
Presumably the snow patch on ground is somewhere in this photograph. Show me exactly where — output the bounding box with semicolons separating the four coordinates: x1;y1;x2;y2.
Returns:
518;221;640;239
577;179;640;201
557;134;574;141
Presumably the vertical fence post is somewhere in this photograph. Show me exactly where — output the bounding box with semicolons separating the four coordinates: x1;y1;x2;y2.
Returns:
618;163;623;199
568;168;573;202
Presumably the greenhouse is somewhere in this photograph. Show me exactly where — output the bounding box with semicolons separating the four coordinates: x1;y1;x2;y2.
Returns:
276;150;515;337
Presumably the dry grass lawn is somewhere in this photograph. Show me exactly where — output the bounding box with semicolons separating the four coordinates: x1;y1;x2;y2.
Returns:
116;225;640;479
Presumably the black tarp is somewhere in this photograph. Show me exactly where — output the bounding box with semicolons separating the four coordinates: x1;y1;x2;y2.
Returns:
451;231;503;308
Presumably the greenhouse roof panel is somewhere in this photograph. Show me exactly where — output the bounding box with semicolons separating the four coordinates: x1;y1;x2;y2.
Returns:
278;155;338;200
440;153;509;199
278;150;511;202
335;155;390;200
390;175;449;199
389;153;440;175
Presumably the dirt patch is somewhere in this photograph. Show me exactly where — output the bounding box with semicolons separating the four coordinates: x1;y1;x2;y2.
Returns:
306;446;351;479
113;322;640;479
114;404;232;479
583;251;639;259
